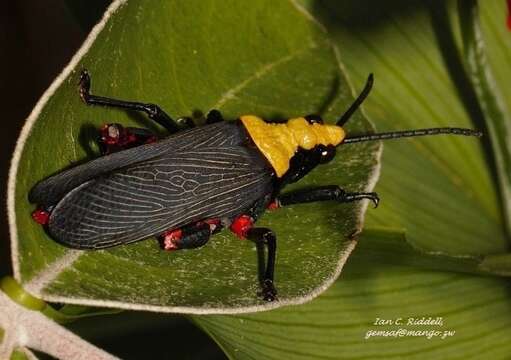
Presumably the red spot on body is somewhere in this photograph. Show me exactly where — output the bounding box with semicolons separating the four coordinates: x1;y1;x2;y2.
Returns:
507;0;511;30
161;228;183;251
267;200;280;211
229;215;253;239
32;209;50;225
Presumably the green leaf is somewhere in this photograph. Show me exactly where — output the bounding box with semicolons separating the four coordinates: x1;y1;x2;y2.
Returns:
10;349;30;360
355;229;488;275
479;253;511;276
459;0;511;239
9;0;379;311
193;0;511;358
197;266;511;359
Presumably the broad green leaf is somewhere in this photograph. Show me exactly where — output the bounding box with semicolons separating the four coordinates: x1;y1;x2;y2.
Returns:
197;262;511;359
194;0;511;358
9;0;379;311
459;0;511;239
480;253;511;275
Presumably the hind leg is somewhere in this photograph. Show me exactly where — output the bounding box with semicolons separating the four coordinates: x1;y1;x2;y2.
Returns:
230;214;278;302
79;70;192;134
247;227;278;302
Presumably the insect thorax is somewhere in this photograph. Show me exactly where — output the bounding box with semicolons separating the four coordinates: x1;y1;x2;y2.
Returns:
240;115;345;177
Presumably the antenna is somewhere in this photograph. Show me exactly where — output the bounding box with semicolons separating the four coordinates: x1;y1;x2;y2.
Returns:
343;127;482;144
337;73;374;127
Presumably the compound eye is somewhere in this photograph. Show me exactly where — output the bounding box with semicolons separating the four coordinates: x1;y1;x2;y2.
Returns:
304;114;323;124
319;145;336;164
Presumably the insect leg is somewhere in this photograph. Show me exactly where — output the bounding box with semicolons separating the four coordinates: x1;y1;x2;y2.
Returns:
79;70;185;133
159;220;222;251
246;227;278;302
160;224;209;251
98;124;158;155
276;185;379;208
176;117;195;129
206;109;225;124
280;148;321;185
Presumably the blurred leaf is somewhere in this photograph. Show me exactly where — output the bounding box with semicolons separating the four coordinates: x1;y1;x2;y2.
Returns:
480;253;511;276
10;0;378;311
459;0;511;240
356;229;487;275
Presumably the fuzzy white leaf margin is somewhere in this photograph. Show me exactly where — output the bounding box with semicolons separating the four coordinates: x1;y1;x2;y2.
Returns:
0;291;118;359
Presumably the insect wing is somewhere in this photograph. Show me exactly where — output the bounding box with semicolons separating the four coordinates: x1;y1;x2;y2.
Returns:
47;146;272;249
29;122;247;205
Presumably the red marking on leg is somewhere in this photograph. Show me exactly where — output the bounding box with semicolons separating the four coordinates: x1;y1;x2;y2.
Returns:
101;124;136;145
267;200;280;211
508;0;511;30
204;219;221;233
229;215;253;239
100;124;123;145
32;209;50;225
145;135;158;144
101;124;156;154
126;133;138;144
161;228;183;251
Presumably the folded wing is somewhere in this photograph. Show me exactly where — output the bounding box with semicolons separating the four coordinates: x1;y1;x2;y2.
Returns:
48;146;272;249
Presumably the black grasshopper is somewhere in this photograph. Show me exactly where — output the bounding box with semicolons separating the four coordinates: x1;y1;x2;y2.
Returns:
30;71;481;301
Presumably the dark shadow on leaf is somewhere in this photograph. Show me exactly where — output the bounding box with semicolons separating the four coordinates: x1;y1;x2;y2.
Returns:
79;122;100;160
192;109;206;125
312;0;423;33
258;113;287;124
65;0;112;30
125;110;166;136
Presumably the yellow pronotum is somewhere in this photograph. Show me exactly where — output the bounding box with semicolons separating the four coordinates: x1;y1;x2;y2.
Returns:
240;115;345;177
